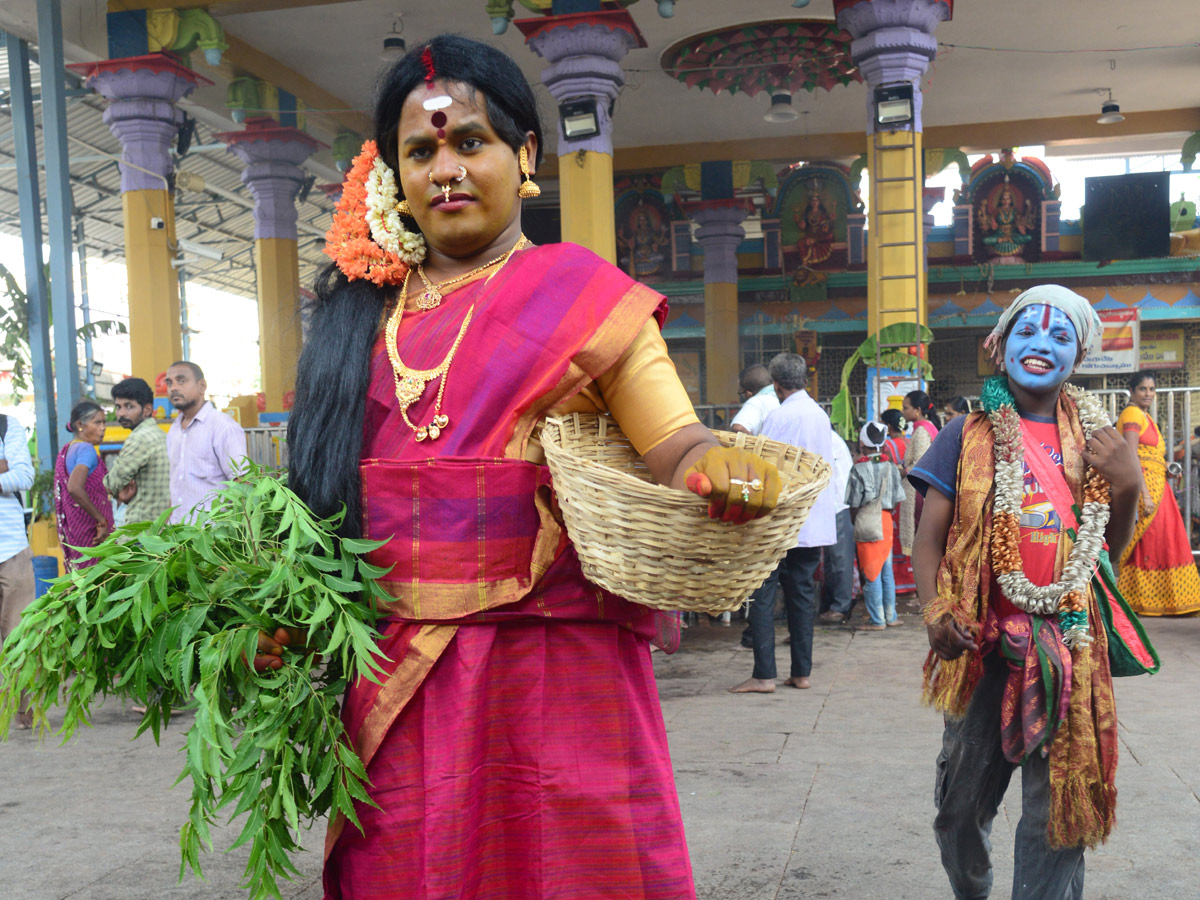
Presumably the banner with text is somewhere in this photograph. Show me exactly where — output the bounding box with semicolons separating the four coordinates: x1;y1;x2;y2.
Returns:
1076;309;1140;375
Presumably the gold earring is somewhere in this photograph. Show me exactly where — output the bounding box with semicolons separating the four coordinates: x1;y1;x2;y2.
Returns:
518;146;541;199
397;198;413;217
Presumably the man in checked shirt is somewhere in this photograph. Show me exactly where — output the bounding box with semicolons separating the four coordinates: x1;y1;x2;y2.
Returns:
104;377;171;524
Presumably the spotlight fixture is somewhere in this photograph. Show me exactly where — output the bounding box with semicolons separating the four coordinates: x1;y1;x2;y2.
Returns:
559;99;600;141
764;90;798;124
1097;89;1124;125
874;83;914;128
380;14;406;63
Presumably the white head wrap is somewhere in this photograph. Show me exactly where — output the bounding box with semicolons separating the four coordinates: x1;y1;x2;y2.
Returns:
859;421;886;450
983;284;1102;365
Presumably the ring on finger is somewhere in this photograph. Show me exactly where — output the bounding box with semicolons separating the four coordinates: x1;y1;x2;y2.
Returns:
729;477;763;503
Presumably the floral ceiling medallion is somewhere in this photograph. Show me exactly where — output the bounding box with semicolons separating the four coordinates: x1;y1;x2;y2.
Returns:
660;19;861;98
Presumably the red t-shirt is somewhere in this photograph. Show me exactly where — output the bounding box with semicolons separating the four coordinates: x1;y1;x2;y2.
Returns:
993;417;1063;619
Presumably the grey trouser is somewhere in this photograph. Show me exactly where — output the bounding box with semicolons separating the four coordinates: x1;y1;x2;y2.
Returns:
933;654;1085;900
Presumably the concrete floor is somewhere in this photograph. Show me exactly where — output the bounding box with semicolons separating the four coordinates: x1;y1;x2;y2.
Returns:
1;608;1197;899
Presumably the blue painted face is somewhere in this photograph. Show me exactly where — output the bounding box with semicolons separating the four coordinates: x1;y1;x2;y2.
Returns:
1004;304;1078;394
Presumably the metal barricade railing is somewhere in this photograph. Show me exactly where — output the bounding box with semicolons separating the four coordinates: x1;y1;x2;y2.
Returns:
1098;386;1200;556
1148;387;1200;556
244;426;289;470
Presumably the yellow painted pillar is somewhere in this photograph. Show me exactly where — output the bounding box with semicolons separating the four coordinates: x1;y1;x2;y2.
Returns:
218;118;321;412
75;56;205;385
519;10;643;264
704;282;740;404
867;129;926;335
124;189;183;380
558;151;617;263
255;237;302;411
690;201;747;404
838;0;953;360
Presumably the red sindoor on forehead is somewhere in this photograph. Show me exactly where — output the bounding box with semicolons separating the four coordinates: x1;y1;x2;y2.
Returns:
421;47;435;84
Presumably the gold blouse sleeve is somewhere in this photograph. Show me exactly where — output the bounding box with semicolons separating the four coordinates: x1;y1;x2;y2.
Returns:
549;319;700;455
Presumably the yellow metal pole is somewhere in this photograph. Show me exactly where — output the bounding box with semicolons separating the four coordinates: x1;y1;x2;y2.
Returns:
255;237;301;412
558;149;616;264
123;189;183;381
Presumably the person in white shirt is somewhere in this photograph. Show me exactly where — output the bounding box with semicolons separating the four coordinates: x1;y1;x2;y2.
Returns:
731;364;779;435
0;412;35;729
730;353;834;694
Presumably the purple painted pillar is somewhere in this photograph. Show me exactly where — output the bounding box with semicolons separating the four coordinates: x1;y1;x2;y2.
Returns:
689;201;748;403
834;0;953;134
517;11;645;260
217;117;322;240
215;118;323;411
69;54;208;192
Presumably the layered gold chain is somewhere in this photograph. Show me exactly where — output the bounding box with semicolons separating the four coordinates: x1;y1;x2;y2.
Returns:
386;236;528;441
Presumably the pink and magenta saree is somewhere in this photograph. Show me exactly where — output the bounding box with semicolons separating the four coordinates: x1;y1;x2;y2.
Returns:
322;243;695;899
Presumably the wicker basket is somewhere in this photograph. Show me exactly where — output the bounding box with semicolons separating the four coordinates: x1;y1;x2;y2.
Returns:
539;414;832;613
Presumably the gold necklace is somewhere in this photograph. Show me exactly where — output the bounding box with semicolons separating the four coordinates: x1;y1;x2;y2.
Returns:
386;236;528;441
413;236;528;310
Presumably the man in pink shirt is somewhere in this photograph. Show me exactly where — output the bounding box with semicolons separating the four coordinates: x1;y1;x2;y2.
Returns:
164;361;247;524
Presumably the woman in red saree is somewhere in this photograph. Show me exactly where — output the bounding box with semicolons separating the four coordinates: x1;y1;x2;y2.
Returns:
53;401;113;571
1115;371;1200;615
275;36;782;900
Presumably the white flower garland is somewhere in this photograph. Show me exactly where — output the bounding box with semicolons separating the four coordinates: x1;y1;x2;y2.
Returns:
365;156;426;266
990;383;1110;648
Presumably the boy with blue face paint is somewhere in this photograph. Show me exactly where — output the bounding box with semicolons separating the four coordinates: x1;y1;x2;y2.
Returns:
908;285;1141;900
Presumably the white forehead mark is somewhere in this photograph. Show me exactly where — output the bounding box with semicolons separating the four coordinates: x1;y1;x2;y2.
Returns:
423;95;453;111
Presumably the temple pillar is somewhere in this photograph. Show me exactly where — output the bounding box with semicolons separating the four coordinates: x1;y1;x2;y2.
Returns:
690;202;747;405
69;55;208;384
217;118;321;414
518;9;644;263
835;0;952;334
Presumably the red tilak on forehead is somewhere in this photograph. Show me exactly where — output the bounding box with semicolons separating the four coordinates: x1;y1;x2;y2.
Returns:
1041;304;1051;330
421;46;435;84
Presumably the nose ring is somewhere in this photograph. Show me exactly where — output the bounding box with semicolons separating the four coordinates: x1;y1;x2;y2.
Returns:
429;165;468;202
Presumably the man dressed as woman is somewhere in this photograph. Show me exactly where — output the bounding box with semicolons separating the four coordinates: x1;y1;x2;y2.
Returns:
1115;370;1200;615
54;401;113;571
273;36;781;900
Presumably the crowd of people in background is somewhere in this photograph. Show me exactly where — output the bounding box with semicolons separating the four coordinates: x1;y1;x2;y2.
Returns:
50;361;247;572
725;353;953;691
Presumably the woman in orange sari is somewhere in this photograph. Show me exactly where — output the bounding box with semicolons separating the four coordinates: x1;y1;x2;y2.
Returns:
1115;371;1200;615
269;35;781;900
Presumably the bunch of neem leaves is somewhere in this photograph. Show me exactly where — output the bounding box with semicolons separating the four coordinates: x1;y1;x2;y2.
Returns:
0;465;393;899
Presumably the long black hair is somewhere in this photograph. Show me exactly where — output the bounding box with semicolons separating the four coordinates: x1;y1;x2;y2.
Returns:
905;390;941;430
287;36;544;537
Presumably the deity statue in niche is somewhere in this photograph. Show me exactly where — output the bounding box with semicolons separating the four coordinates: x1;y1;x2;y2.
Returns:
794;183;836;266
978;180;1036;260
617;203;670;279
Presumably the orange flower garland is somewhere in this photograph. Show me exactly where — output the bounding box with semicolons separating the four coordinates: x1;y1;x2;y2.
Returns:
324;141;411;287
991;511;1023;574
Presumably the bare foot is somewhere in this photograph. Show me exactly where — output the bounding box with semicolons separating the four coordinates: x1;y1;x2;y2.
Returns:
784;676;811;690
728;678;776;693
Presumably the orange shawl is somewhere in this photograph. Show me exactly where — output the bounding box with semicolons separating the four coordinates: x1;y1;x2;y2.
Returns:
921;395;1119;849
